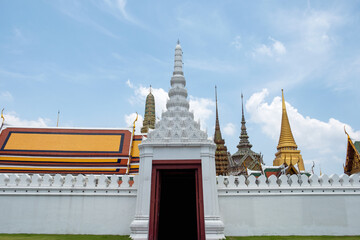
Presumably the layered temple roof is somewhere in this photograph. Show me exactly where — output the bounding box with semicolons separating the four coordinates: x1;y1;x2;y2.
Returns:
273;90;305;171
214;86;229;176
0;127;142;175
228;94;263;175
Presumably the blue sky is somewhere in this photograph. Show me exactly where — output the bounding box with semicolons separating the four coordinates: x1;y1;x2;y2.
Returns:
1;0;360;175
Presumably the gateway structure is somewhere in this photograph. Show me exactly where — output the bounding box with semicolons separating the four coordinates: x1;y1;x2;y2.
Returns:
130;41;224;240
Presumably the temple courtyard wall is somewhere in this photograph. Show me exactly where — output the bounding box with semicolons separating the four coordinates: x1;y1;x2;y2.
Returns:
0;173;360;236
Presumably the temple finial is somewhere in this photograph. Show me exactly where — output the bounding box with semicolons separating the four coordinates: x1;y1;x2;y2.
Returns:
56;110;60;127
281;89;286;110
237;93;252;149
177;39;180;45
173;40;183;76
150;85;152;93
0;108;5;131
214;85;220;136
241;93;244;121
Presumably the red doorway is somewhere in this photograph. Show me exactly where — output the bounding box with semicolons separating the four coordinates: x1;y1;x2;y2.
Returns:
148;160;205;240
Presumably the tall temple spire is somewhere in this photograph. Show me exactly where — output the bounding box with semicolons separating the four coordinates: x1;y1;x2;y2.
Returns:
237;93;252;149
229;93;263;175
214;86;222;141
214;86;229;176
273;89;305;171
277;89;297;149
141;86;155;133
145;41;208;142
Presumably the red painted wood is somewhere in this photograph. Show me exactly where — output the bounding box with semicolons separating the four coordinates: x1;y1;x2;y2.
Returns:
148;160;205;240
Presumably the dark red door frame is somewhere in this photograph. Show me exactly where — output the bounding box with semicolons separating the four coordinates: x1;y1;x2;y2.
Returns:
148;160;205;240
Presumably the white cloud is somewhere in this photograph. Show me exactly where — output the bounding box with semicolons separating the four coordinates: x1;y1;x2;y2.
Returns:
231;35;242;50
253;37;286;58
124;112;144;134
270;37;286;55
101;0;143;27
55;1;121;40
0;91;14;102
126;80;168;119
189;96;215;131
223;123;236;136
126;80;215;132
126;79;133;88
2;112;50;128
246;89;360;172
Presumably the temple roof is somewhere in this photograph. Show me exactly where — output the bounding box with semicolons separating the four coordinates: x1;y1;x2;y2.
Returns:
277;89;297;149
237;93;252;150
0;127;142;175
231;94;263;171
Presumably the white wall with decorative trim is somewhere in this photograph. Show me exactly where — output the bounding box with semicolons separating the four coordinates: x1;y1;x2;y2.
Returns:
0;174;137;235
1;173;360;236
217;174;360;236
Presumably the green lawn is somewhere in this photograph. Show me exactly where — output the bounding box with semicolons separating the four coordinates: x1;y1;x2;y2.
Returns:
226;237;360;240
0;235;130;240
0;235;360;240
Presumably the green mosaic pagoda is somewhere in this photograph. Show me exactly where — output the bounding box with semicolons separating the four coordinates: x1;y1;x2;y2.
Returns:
214;86;229;176
141;87;156;134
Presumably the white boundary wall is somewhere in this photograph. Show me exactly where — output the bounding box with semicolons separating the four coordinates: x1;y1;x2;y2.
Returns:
218;174;360;236
1;173;360;236
0;174;137;235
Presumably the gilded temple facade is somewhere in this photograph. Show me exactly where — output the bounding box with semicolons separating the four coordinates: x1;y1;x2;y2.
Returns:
273;90;305;171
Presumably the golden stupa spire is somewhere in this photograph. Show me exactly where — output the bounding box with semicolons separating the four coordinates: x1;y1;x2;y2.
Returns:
277;89;297;149
273;89;305;171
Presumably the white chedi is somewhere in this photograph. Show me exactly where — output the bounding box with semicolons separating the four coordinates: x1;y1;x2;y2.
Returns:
145;42;209;143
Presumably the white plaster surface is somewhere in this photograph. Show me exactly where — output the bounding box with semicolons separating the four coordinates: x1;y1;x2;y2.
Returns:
0;174;137;235
218;174;360;236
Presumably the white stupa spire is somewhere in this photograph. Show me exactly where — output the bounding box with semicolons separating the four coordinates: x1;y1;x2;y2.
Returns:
145;41;209;143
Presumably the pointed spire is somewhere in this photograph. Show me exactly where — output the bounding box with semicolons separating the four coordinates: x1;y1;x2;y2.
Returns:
214;86;223;141
237;93;252;149
173;40;184;76
141;87;156;133
145;40;208;143
277;89;297;149
213;86;229;176
273;89;305;172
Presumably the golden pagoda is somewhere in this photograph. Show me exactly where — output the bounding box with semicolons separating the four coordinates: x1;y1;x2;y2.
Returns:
273;89;305;171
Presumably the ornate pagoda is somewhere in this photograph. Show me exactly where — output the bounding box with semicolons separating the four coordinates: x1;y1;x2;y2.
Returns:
344;130;360;175
273;89;305;171
141;87;155;133
214;86;229;176
228;94;263;175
